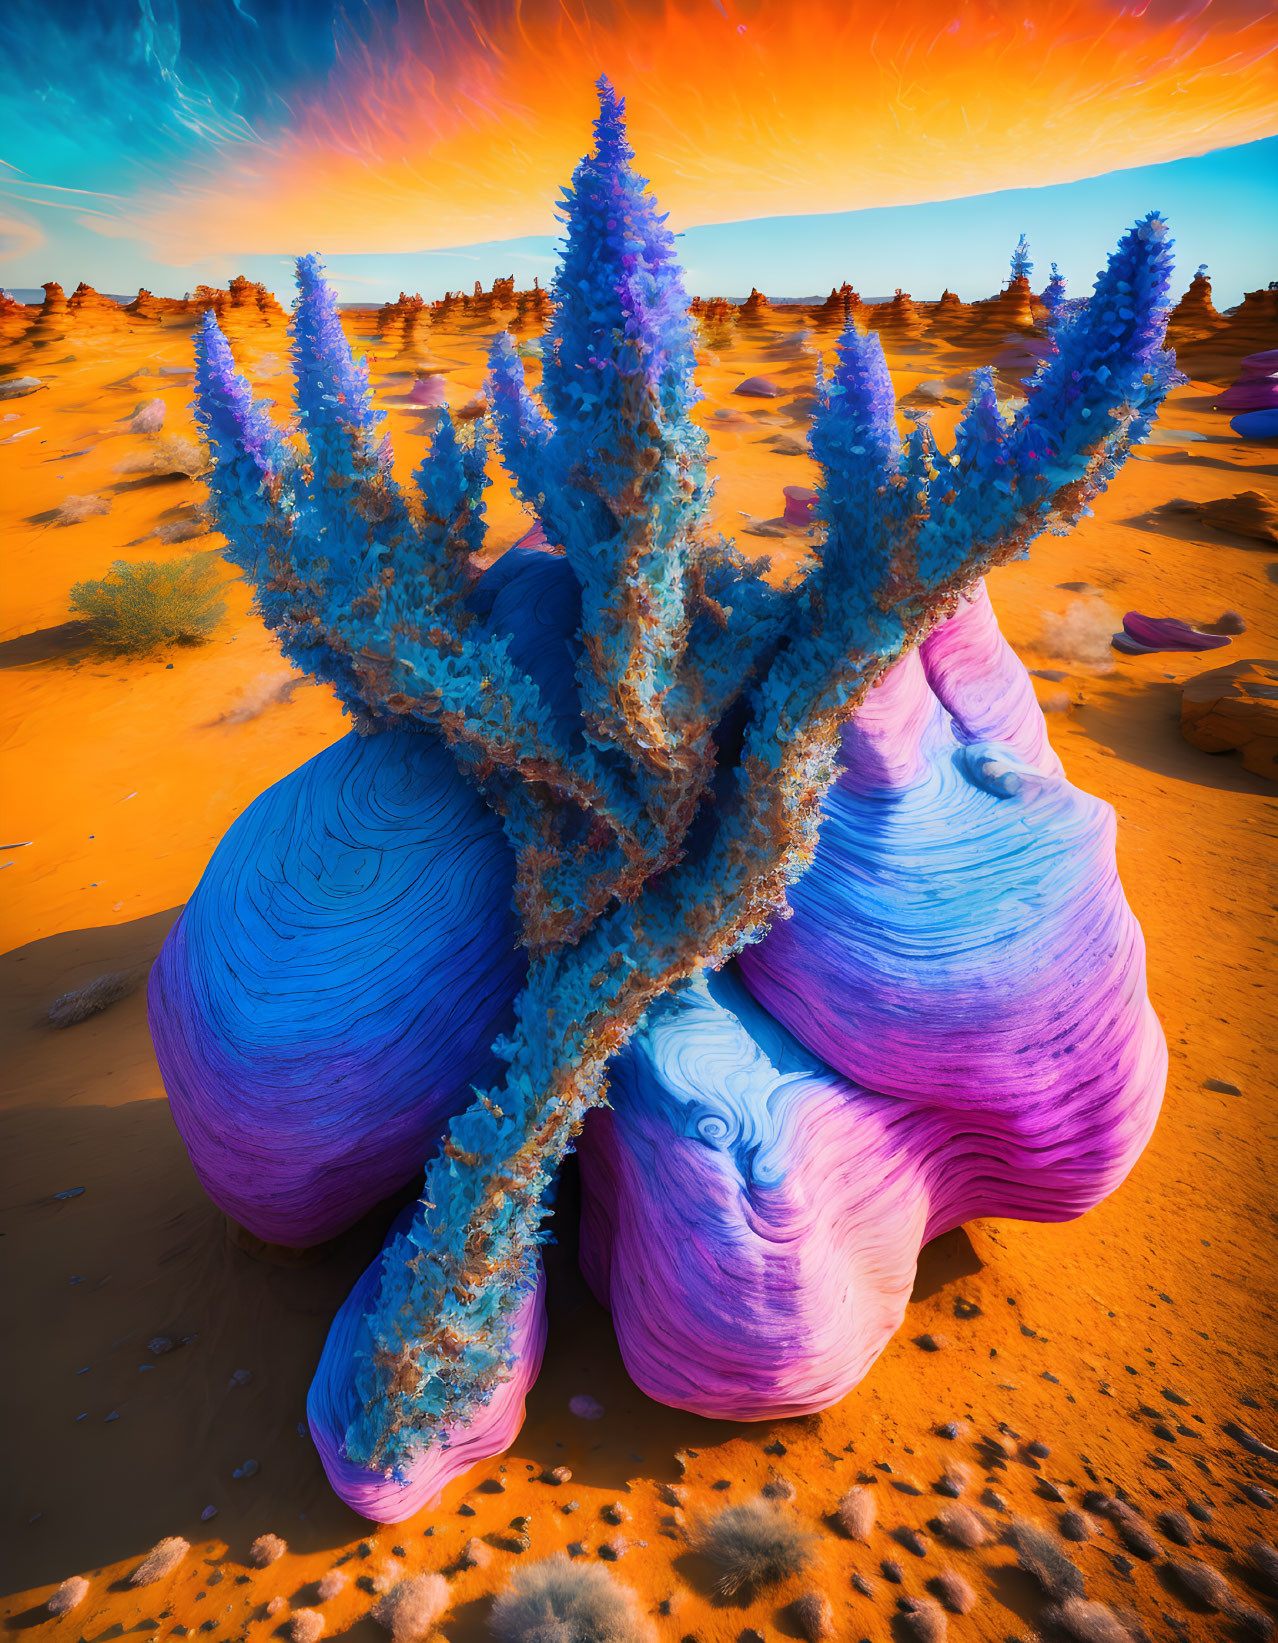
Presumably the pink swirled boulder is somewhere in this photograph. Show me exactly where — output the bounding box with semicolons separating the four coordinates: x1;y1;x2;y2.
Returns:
308;1239;547;1520
573;580;1164;1417
738;584;1165;1125
578;965;1160;1418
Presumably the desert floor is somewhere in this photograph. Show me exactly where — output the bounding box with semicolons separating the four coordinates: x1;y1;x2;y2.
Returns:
1;297;1275;1639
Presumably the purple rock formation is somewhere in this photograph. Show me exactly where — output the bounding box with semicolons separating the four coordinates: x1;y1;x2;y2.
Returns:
578;586;1164;1418
308;1248;547;1519
1217;350;1278;413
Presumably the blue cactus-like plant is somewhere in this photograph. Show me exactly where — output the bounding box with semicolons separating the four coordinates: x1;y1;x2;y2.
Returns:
1043;262;1068;318
193;78;1178;1480
1011;234;1034;282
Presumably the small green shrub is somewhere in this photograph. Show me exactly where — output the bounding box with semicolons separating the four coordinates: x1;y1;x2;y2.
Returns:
69;555;226;654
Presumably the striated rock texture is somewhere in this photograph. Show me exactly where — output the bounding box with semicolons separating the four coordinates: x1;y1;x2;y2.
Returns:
580;585;1165;1417
68;282;127;324
866;289;926;342
1167;267;1223;343
0;288;31;343
18;282;74;350
308;1234;547;1519
148;727;525;1246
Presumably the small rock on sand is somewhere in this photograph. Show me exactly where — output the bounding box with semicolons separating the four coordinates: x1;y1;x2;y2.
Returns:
1182;658;1278;779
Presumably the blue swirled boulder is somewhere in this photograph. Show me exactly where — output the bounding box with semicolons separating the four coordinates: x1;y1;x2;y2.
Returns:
148;726;524;1246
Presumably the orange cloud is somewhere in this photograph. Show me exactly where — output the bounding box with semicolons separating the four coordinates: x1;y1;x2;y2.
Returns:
131;0;1278;262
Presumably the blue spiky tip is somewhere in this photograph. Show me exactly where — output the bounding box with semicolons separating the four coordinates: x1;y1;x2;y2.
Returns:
592;75;633;164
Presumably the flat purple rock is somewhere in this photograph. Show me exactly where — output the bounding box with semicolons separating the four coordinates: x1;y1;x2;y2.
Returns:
1122;612;1232;652
733;376;785;397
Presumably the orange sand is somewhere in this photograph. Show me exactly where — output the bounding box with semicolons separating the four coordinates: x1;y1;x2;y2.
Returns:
2;297;1276;1638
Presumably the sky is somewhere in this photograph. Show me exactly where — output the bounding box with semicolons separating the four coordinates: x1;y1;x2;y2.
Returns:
2;0;1276;305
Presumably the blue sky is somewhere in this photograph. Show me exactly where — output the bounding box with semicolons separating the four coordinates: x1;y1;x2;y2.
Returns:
4;137;1274;310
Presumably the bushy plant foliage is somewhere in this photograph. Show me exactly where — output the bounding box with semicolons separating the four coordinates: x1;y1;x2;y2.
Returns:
490;1555;655;1643
69;555;226;653
195;76;1179;1479
695;1499;816;1599
1011;233;1034;281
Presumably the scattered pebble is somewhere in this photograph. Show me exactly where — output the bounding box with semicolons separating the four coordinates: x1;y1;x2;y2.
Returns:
1156;1510;1195;1546
881;1558;904;1583
837;1486;876;1542
895;1526;929;1557
1060;1510;1093;1542
459;1537;491;1569
850;1571;875;1597
541;1465;572;1485
598;1535;627;1560
1007;1517;1085;1601
930;1568;976;1614
898;1595;948;1641
934;1506;994;1548
233;1459;260;1479
792;1588;835;1641
316;1570;347;1601
200;1505;218;1522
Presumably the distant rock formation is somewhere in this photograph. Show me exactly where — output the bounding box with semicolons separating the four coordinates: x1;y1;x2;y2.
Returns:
188;276;289;325
514;279;554;330
957;272;1038;351
378;291;428;347
927;289;969;332
737;287;772;324
1224;284;1278;342
17;282;74;350
810;284;864;329
1166;266;1222;343
67;282;127;324
1176;282;1278;377
0;288;30;343
864;289;926;342
124;288;172;323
